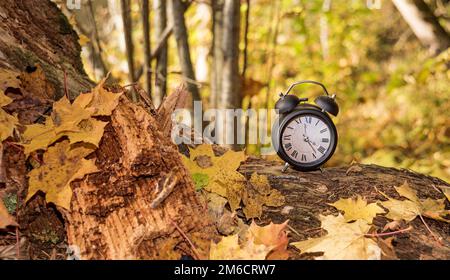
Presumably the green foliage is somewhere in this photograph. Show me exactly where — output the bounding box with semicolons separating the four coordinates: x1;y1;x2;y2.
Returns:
192;173;209;191
2;193;17;215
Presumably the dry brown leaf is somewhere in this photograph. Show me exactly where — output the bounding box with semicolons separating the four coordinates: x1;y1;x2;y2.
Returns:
0;90;18;142
19;65;55;99
209;234;273;260
346;164;363;175
248;220;289;260
377;237;398;260
291;214;381;260
379;181;450;223
26;140;99;209
329;195;385;224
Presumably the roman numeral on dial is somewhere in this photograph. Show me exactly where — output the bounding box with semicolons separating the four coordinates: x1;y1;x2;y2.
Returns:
320;128;328;134
284;143;292;151
318;146;326;154
291;150;298;158
322;138;329;143
283;135;292;141
301;154;307;161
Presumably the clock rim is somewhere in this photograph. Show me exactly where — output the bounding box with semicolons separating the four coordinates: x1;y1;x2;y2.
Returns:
273;108;338;171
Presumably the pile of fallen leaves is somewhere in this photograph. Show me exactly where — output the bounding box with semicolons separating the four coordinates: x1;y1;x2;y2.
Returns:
0;68;122;227
182;144;450;260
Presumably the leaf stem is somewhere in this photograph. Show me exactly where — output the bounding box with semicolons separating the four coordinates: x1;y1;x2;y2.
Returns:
364;226;412;238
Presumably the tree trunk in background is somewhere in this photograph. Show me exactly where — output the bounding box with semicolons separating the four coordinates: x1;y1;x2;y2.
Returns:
211;0;224;108
220;0;241;108
393;0;450;55
0;0;94;100
220;0;241;148
153;0;168;107
169;0;201;106
142;0;152;98
120;0;138;101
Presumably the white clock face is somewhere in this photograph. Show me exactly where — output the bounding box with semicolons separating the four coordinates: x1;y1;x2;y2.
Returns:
281;115;332;164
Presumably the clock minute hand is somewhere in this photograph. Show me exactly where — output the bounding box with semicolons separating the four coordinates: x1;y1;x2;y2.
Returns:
307;140;316;153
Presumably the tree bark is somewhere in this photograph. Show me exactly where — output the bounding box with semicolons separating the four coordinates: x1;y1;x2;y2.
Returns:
120;0;138;101
219;0;241;148
169;0;201;106
211;0;224;109
220;0;241;109
153;0;169;107
239;159;450;260
393;0;450;55
0;0;94;100
142;0;152;98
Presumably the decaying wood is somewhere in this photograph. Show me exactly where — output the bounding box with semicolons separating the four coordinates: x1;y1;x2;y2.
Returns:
64;97;214;259
0;0;94;100
157;86;189;137
239;158;450;260
0;0;214;260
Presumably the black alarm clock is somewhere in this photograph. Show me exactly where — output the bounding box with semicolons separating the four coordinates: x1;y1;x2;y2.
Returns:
272;80;339;171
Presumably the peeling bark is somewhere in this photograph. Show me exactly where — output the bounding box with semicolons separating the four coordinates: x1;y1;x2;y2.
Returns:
65;97;214;259
0;0;94;100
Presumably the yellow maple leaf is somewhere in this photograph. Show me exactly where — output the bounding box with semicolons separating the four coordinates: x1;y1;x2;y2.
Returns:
22;96;95;154
73;77;122;116
209;234;273;260
0;199;18;229
379;181;450;223
182;144;247;209
0;90;18;142
65;118;108;147
0;69;21;91
26;140;99;209
291;214;381;260
0;90;13;107
329;195;385;224
248;220;289;260
242;173;285;219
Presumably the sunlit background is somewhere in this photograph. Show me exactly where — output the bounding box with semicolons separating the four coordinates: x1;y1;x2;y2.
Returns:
56;0;450;182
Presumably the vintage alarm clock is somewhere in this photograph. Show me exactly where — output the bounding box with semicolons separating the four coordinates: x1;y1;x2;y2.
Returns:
272;80;339;171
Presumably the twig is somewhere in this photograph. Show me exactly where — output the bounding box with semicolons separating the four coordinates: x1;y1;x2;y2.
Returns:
170;219;202;260
364;226;412;238
418;214;442;243
287;224;302;237
63;68;69;99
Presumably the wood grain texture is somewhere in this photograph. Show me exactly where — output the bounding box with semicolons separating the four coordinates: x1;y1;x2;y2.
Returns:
65;97;215;259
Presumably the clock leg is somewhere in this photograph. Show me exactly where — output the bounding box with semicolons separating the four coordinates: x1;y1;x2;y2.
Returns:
282;162;290;173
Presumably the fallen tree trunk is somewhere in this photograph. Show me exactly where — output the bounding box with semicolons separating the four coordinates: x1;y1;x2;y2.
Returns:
0;0;94;100
239;158;450;260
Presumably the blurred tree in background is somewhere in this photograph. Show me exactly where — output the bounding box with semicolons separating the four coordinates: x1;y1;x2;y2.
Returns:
55;0;450;182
